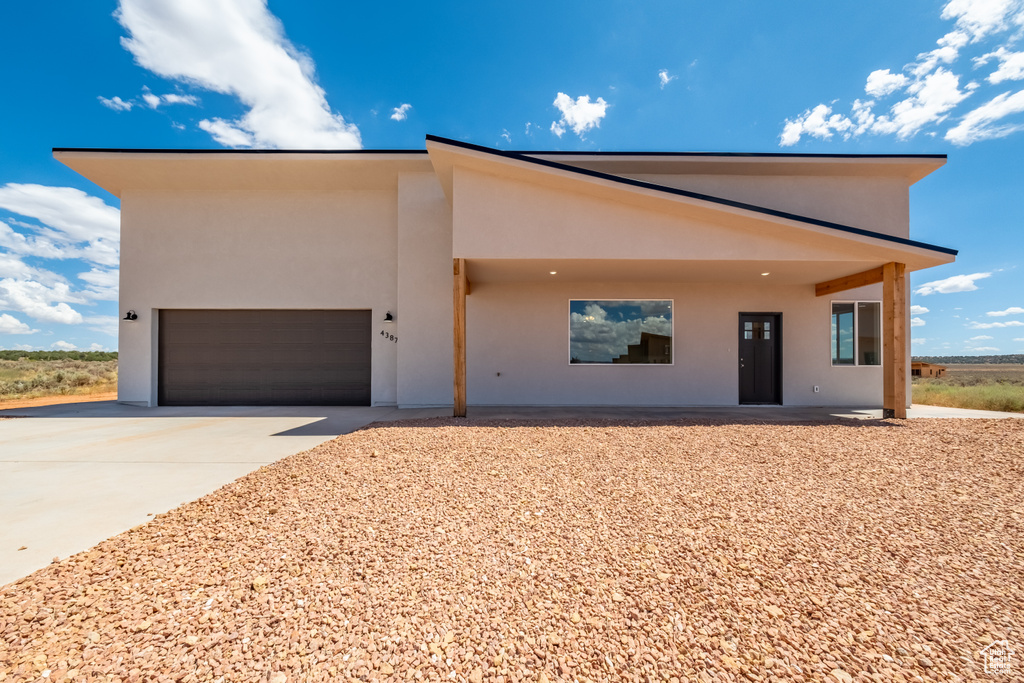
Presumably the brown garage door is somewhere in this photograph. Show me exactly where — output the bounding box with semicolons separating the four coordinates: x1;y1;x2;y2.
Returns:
158;309;371;406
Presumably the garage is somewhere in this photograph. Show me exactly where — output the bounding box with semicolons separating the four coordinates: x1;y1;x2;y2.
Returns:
158;310;371;406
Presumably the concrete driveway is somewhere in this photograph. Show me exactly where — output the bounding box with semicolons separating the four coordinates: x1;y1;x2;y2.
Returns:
0;401;446;586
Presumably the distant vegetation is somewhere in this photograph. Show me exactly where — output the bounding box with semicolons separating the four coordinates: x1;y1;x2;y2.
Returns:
0;350;117;362
913;354;1024;365
912;364;1024;414
0;355;118;402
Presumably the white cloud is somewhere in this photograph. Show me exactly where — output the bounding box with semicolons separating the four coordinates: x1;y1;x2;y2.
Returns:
1014;337;1024;341
88;343;110;352
78;267;120;301
865;69;909;97
0;249;61;283
968;345;1000;351
987;306;1024;316
911;317;927;327
0;313;37;335
969;334;995;339
941;0;1024;43
142;90;161;109
0;279;85;325
914;272;992;295
912;337;927;344
780;104;854;145
500;129;511;143
658;69;677;89
872;68;970;139
98;95;133;111
945;89;1024;144
551;92;608;139
967;319;1024;328
51;340;77;351
779;0;1024;146
0;184;119;332
0;184;119;245
910;305;931;314
975;47;1024;82
115;0;361;149
83;315;119;337
160;93;198;106
390;103;412;122
198;119;256;147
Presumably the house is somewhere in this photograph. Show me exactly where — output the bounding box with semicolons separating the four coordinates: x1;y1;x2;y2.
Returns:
911;361;947;378
54;135;957;417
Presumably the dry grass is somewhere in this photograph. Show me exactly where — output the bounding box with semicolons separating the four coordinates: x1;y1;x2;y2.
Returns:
0;360;117;403
913;364;1024;413
1;418;1022;682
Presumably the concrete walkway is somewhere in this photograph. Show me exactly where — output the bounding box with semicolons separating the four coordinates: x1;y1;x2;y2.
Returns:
1;400;1018;587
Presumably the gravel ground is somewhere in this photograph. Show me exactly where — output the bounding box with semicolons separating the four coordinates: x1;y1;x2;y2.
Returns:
1;418;1021;683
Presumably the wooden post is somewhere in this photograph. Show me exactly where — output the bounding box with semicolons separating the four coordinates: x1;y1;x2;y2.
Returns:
882;261;907;419
453;258;467;417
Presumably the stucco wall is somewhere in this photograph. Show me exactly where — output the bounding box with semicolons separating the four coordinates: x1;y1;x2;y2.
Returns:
118;189;399;406
464;280;886;407
396;173;454;407
629;174;910;238
452;169;899;264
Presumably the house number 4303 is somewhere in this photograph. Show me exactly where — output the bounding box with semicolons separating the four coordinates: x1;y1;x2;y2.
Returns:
380;330;397;343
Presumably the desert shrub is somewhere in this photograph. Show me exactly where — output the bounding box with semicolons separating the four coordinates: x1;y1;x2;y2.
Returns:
0;359;118;400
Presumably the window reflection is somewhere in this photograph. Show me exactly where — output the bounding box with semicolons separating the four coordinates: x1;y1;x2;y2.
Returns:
569;300;672;364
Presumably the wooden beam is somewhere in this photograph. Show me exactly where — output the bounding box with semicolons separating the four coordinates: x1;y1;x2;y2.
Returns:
882;261;907;419
453;258;467;418
815;266;885;297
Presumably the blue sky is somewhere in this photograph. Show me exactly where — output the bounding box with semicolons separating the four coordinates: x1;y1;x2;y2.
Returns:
1;0;1023;355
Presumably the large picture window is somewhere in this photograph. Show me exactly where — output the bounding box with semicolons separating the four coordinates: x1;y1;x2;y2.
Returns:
831;301;881;366
569;300;672;364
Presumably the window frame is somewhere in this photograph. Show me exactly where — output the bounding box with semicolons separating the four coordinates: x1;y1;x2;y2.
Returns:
830;300;882;367
568;298;675;366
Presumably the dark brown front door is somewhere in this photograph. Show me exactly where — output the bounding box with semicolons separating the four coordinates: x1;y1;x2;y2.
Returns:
738;313;781;405
158;309;371;406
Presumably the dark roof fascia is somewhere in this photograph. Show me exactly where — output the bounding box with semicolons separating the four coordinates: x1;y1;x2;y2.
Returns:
52;147;428;155
425;135;958;257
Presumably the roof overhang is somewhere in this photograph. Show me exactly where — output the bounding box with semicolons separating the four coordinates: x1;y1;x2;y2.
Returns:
53;148;432;196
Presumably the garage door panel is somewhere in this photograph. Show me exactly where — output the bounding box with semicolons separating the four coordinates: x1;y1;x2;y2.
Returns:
158;309;371;406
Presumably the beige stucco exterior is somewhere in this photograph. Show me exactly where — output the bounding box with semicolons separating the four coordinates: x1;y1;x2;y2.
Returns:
55;137;954;409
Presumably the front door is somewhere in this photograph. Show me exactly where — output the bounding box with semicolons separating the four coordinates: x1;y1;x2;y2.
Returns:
738;313;781;405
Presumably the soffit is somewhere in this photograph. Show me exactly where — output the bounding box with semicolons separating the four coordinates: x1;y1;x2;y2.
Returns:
525;155;945;184
466;257;934;287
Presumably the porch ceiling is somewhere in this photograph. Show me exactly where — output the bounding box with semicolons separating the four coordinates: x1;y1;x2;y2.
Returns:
465;258;908;287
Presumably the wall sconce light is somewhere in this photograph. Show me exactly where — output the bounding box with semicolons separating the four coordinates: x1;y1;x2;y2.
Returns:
383;311;394;323
123;310;138;321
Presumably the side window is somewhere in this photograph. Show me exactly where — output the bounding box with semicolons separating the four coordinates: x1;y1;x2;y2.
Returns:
832;301;881;366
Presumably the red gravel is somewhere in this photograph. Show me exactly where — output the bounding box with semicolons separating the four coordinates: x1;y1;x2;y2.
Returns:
1;418;1021;682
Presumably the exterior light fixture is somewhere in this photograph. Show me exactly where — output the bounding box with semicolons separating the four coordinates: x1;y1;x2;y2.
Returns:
123;310;138;321
384;311;394;323
549;271;557;275
761;272;770;276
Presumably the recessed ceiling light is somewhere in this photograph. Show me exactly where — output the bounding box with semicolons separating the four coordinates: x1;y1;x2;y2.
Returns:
761;272;770;276
549;271;557;275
